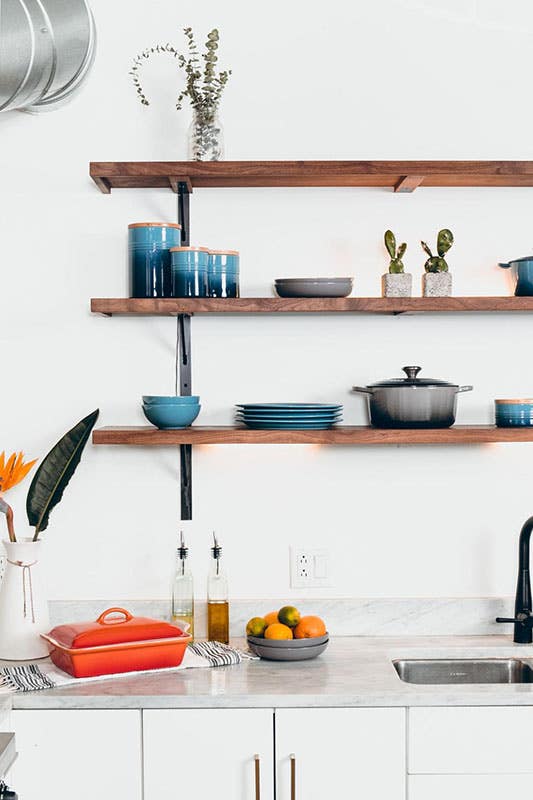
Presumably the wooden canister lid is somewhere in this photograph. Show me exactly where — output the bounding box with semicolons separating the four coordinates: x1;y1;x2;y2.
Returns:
209;249;240;256
170;246;210;252
128;222;182;229
495;398;533;404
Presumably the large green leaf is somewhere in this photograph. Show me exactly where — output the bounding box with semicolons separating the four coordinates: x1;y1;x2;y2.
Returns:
26;410;99;537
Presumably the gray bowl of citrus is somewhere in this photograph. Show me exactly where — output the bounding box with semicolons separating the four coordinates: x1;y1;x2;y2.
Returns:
246;606;329;661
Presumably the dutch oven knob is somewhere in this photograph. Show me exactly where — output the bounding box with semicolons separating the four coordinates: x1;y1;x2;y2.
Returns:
402;366;422;380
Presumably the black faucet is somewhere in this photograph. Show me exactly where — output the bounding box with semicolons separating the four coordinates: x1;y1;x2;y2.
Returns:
496;516;533;644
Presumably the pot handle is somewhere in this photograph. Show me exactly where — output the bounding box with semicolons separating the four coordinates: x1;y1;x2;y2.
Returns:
352;386;374;394
96;607;134;625
457;385;474;393
498;262;512;269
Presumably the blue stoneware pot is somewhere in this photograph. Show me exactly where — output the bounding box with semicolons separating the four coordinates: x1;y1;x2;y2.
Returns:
208;250;240;298
170;247;209;297
129;223;181;298
495;399;533;427
499;257;533;297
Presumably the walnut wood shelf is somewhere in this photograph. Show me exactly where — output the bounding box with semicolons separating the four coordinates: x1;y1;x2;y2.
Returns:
92;426;533;446
91;296;533;316
89;160;533;194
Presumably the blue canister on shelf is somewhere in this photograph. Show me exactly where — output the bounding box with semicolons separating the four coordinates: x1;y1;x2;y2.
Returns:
129;222;181;298
495;399;533;427
170;246;210;297
208;250;240;298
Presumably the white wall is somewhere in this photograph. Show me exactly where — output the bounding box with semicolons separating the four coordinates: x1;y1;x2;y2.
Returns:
1;0;533;604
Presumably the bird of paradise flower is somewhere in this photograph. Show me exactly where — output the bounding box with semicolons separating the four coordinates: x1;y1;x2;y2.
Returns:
0;452;37;543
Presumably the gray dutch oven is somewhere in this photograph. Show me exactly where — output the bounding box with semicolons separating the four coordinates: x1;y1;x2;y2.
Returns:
353;366;473;429
498;256;533;297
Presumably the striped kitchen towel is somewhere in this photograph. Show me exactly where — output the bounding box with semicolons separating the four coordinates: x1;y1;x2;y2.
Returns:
0;641;256;693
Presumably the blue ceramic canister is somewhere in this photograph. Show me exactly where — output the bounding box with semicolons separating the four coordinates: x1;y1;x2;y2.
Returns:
170;246;210;298
129;222;181;298
208;250;240;298
495;399;533;427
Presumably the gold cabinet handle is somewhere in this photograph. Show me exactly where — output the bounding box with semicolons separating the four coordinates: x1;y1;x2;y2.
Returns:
254;753;261;800
290;753;296;800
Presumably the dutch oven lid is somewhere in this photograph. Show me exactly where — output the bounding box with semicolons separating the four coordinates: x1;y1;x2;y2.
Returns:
47;607;186;649
499;256;533;266
368;366;458;388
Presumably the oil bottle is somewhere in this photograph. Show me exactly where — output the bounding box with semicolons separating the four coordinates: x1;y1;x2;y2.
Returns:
171;531;194;638
207;533;229;643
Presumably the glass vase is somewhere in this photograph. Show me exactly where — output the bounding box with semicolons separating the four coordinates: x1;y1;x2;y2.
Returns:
0;539;50;659
188;109;224;161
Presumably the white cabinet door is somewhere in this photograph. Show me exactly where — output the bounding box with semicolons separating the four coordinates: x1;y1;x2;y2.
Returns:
11;709;142;800
409;774;532;800
143;709;274;800
409;706;533;774
276;708;405;800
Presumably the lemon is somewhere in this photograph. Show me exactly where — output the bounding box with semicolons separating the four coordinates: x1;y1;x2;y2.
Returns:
278;605;301;628
246;617;268;638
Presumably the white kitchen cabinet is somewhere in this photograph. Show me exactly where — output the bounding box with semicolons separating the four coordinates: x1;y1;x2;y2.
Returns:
409;773;532;799
408;706;533;774
10;709;142;800
275;708;406;800
143;709;274;800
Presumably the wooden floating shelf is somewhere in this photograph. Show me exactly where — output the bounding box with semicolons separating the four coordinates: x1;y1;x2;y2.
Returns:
92;426;533;446
91;297;533;316
89;160;533;194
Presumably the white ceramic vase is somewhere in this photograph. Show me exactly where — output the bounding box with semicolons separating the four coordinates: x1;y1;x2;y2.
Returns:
0;539;50;659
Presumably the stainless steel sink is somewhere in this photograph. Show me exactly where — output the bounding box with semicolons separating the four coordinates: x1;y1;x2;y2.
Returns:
393;658;533;685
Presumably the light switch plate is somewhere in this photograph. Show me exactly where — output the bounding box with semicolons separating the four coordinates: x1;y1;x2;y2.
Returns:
290;547;332;588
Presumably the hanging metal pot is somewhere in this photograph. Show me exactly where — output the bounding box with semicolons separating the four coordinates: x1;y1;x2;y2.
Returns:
26;0;96;111
0;0;96;113
353;366;473;429
0;0;56;112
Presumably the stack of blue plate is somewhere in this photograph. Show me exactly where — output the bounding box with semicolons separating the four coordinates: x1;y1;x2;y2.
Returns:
236;403;343;430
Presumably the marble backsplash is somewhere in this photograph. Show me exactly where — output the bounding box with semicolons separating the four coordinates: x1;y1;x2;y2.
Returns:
49;597;516;639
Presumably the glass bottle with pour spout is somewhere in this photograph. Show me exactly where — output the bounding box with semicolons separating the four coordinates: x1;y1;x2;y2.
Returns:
207;533;229;643
171;531;194;639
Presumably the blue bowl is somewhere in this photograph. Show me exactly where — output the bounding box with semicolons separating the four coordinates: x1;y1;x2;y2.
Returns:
142;403;201;429
143;395;200;405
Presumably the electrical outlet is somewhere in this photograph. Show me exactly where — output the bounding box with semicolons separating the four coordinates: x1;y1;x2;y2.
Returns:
290;547;331;588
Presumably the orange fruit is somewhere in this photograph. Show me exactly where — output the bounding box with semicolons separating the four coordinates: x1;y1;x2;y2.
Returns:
246;617;268;638
264;623;293;640
264;611;279;626
278;605;300;628
293;615;327;639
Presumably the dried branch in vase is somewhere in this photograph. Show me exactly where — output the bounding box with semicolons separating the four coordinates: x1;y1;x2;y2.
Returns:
130;27;232;161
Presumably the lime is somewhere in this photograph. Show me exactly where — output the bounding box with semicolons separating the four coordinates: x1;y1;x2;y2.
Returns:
278;605;301;628
246;617;268;638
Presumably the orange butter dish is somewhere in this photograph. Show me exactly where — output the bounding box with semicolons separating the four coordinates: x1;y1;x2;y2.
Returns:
41;607;191;678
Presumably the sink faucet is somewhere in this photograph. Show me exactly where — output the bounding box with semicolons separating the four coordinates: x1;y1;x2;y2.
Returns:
496;516;533;644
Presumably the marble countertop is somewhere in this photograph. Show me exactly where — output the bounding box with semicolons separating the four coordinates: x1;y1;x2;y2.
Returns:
9;635;533;710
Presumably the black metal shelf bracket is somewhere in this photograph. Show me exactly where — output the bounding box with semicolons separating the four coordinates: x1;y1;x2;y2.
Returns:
177;313;193;520
176;180;192;518
177;181;191;246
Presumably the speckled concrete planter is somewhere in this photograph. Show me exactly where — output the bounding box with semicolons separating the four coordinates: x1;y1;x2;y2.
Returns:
382;273;412;298
423;272;452;297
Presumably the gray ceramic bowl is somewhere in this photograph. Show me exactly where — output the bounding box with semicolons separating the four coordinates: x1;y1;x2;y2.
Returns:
275;278;353;298
247;633;329;649
247;638;329;661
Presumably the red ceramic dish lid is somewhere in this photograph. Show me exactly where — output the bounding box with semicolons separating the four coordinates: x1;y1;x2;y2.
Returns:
47;608;185;649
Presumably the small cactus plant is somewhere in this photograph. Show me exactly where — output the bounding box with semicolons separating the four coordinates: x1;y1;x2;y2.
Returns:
421;229;454;273
384;230;407;274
